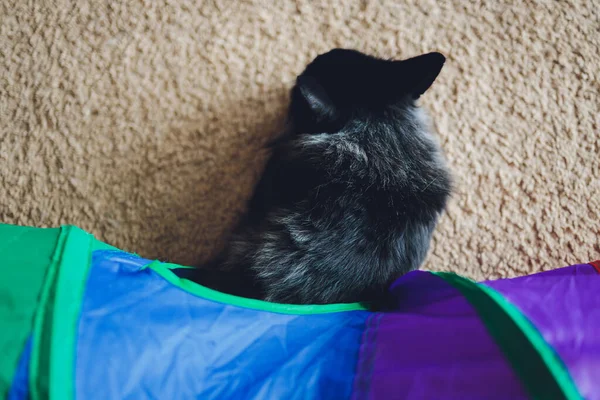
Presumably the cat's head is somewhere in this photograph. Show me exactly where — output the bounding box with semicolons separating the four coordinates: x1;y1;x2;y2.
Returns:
289;48;445;134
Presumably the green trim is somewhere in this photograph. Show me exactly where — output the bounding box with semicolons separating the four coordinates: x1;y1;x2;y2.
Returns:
30;226;94;400
165;264;195;270
433;272;581;400
148;261;369;314
29;228;67;400
49;226;93;400
90;237;118;252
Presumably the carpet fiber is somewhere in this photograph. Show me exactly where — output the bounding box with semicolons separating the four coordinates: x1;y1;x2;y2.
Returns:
1;0;598;280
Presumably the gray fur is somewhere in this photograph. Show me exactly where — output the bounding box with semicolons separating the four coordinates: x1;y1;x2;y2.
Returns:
195;49;453;306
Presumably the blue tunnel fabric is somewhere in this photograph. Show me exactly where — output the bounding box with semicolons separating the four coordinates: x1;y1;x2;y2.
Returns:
7;338;32;400
75;250;369;399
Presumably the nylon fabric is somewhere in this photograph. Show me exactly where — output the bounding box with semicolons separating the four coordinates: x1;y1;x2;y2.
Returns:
1;223;598;399
485;264;600;400
356;271;527;399
0;224;60;397
7;337;32;400
75;250;368;400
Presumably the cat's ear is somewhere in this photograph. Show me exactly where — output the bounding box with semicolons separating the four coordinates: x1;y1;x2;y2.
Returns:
397;52;445;99
295;75;337;120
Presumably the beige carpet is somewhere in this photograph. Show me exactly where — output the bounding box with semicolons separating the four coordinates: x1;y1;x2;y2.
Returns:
1;0;598;280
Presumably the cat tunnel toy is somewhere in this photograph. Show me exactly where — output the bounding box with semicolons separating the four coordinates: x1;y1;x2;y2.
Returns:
1;223;599;400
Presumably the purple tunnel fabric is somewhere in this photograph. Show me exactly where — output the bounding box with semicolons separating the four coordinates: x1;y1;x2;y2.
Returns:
354;271;527;399
485;264;600;400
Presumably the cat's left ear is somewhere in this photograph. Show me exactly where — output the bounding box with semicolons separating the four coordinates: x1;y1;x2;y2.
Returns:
295;75;338;121
397;52;446;99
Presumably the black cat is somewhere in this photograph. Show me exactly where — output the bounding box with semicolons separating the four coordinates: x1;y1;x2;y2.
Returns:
191;49;452;305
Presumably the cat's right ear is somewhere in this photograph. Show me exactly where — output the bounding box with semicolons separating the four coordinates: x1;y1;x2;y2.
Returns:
397;52;446;99
295;75;337;121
